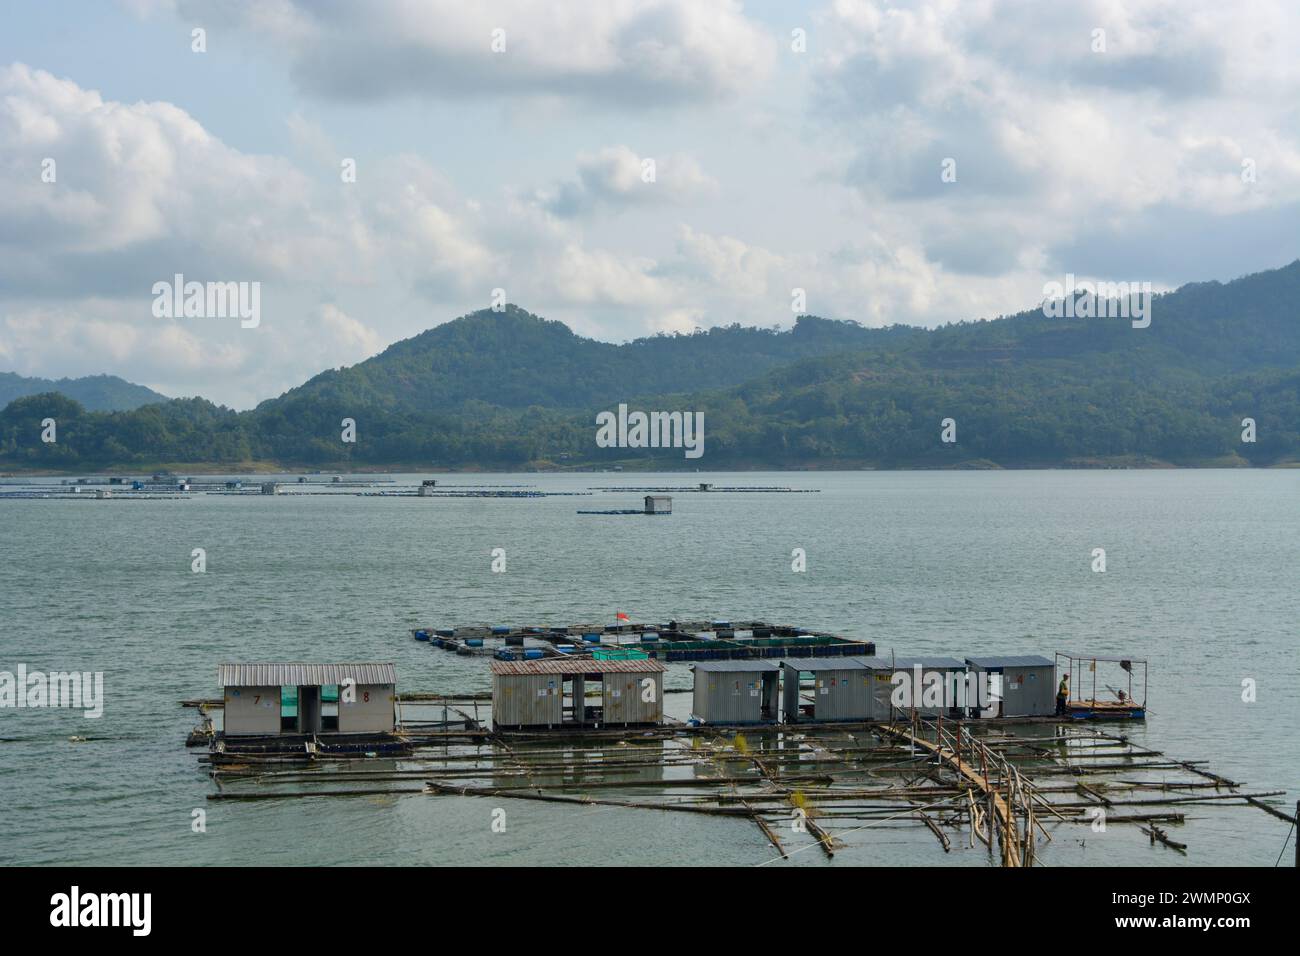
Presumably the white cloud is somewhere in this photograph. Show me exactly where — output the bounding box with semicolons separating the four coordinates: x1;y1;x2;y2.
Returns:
227;304;385;394
363;156;500;298
0;300;247;392
310;304;385;364
538;146;717;217
6;1;1300;407
811;0;1300;278
0;63;365;295
169;0;775;107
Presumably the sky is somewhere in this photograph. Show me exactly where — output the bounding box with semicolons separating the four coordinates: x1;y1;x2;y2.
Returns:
1;0;1298;409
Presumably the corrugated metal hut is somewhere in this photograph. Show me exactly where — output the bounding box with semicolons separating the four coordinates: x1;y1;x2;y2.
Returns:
644;495;672;514
691;660;780;724
218;663;396;736
781;656;892;722
490;658;666;730
965;655;1055;717
887;656;968;718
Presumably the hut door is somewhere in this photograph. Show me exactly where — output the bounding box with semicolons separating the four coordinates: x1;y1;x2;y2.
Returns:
280;686;296;732
995;670;1009;718
297;685;323;734
760;672;777;720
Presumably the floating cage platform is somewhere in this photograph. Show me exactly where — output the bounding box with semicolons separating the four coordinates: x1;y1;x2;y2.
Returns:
1064;699;1146;719
411;620;875;662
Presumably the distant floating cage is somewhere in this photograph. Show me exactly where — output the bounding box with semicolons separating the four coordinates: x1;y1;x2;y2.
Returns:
410;620;876;663
591;647;649;661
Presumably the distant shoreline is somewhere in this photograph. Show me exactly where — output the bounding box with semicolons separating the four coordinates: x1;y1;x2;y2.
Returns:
4;456;1298;478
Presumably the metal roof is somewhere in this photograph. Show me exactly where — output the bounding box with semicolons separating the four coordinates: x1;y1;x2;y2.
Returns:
218;663;396;687
966;655;1054;668
490;658;666;676
890;656;965;669
780;656;890;671
691;660;781;673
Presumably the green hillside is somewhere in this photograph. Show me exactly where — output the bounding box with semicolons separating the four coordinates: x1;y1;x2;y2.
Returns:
0;373;168;412
3;262;1298;471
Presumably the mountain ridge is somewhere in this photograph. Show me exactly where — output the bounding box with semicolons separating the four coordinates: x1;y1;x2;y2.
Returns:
3;260;1299;470
262;306;922;414
0;372;169;412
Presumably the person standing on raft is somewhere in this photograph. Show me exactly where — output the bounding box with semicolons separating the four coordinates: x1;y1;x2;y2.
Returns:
1056;673;1070;715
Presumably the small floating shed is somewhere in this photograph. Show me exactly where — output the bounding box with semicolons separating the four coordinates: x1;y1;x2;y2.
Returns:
691;660;781;724
490;658;666;731
965;655;1056;717
644;495;672;514
888;656;968;718
781;656;892;723
218;662;396;736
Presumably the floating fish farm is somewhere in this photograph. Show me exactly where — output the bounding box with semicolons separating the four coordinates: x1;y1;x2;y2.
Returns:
3;476;824;502
182;640;1295;865
587;484;819;493
411;620;875;662
0;476;590;500
187;702;1293;866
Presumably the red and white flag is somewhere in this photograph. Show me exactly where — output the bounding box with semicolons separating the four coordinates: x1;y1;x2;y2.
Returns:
615;612;630;622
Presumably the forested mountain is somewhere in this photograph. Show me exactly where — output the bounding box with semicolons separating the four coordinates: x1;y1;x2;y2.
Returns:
0;372;168;412
2;262;1298;470
263;307;922;413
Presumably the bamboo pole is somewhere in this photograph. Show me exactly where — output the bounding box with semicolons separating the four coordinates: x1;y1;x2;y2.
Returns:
424;780;755;815
879;721;1020;865
803;815;836;858
194;710;1279;866
1140;823;1188;853
916;807;952;852
741;797;787;858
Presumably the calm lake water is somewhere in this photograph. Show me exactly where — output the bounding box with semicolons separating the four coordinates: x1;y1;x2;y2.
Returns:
0;470;1295;866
